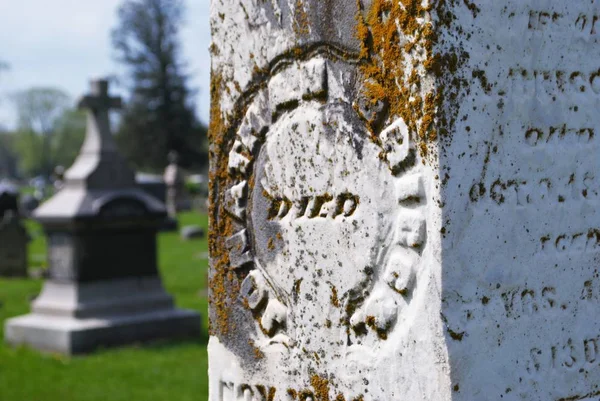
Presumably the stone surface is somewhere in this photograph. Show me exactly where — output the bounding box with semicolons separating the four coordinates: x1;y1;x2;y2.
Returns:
208;1;600;400
5;79;200;354
0;184;27;277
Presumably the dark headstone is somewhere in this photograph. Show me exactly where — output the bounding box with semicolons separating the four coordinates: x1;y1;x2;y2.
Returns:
136;173;167;204
0;184;27;277
5;79;200;355
20;194;40;216
0;183;19;217
136;173;177;231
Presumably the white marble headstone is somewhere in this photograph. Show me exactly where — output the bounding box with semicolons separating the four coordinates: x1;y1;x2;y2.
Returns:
208;1;600;400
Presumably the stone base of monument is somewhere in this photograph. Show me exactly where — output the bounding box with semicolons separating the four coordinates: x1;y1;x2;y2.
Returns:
4;277;201;355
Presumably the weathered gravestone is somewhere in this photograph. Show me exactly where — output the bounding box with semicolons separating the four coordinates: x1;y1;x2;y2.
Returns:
5;79;200;354
208;1;600;400
0;184;27;277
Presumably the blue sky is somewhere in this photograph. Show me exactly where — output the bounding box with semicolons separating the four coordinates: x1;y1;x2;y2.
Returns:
0;0;211;128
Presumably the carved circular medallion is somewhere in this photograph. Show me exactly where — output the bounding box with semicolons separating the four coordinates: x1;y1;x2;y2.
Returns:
215;52;429;388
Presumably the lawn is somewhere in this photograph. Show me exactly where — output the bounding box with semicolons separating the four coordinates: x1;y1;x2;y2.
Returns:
0;212;210;401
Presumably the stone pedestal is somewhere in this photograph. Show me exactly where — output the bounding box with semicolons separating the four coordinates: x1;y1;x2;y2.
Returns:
5;80;200;354
208;1;600;400
6;277;199;354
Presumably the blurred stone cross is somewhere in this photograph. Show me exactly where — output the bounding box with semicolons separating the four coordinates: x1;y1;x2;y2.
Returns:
67;79;133;189
77;79;122;154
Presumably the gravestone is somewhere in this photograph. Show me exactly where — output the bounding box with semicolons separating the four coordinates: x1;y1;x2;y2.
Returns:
136;173;167;204
0;184;27;277
5;79;200;355
136;172;178;231
53;165;65;191
208;1;600;400
31;178;47;201
164;150;192;216
180;225;205;240
20;194;40;216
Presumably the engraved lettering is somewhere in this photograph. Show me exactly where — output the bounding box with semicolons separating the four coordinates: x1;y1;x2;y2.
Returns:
217;381;359;401
584;338;598;364
528;10;561;30
525;126;594;146
501;286;556;319
471;173;600;208
528;335;600;376
576;13;600;35
268;193;360;220
540;229;600;254
505;68;600;96
220;381;235;401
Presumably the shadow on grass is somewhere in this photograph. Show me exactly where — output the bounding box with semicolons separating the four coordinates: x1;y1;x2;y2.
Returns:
142;330;209;350
82;330;209;357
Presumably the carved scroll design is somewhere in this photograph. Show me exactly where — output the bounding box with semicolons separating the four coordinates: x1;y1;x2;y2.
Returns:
345;173;427;342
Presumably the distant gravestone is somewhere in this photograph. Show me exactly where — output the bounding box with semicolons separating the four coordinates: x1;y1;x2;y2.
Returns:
20;194;39;216
0;184;27;277
136;173;167;204
53;165;65;191
164;151;192;216
136;172;178;231
5;79;200;354
208;1;600;400
180;225;205;240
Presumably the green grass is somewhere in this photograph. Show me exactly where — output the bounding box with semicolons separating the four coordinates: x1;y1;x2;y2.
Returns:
0;212;209;401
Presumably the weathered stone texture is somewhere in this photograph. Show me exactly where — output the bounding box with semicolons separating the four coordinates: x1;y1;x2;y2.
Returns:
209;1;600;400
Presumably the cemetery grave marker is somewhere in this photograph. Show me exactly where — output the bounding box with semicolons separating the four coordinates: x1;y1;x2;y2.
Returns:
208;1;600;400
5;79;201;355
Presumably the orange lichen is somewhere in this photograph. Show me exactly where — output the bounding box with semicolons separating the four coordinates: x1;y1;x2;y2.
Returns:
249;339;265;359
330;285;340;308
311;375;331;401
356;0;439;160
208;66;249;338
293;0;310;37
356;0;466;161
208;69;233;336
